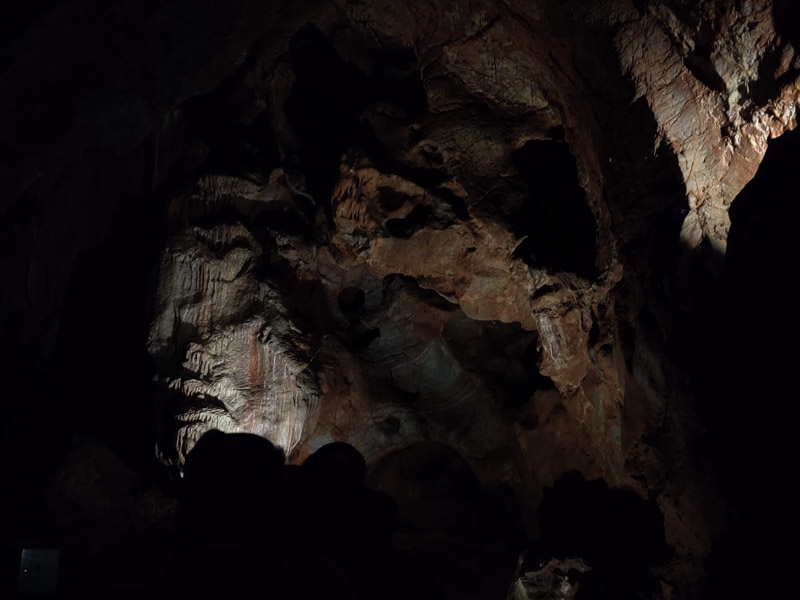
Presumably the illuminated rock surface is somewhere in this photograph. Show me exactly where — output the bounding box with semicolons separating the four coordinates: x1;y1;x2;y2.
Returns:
147;220;319;462
1;0;798;596
507;558;591;600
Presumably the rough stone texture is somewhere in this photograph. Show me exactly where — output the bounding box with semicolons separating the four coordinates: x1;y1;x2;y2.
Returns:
507;558;591;600
147;217;320;463
2;0;798;595
609;0;799;258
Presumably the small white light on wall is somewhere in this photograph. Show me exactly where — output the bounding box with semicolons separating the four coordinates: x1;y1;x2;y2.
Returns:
18;548;60;594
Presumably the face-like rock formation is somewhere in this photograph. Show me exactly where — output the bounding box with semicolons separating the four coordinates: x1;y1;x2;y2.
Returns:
147;203;319;463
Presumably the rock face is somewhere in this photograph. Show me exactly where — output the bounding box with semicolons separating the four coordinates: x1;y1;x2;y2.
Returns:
507;558;591;600
610;0;799;257
147;216;320;463
2;0;798;595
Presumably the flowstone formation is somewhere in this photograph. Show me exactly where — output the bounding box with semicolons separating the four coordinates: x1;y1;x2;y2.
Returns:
2;0;798;596
147;216;320;464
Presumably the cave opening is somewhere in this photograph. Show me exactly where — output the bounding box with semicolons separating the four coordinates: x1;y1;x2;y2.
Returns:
511;140;598;279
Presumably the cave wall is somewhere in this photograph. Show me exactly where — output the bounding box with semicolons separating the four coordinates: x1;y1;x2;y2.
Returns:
1;0;798;594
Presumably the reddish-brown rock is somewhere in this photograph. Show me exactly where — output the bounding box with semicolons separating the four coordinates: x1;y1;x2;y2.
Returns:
2;0;797;594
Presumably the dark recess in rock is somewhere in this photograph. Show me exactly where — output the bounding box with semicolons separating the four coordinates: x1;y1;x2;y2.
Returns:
684;50;727;93
338;286;367;321
433;186;470;221
369;45;428;121
386;205;432;237
285;24;373;216
536;472;672;597
382;274;460;313
182;57;281;174
284;24;441;220
511;140;597;278
774;0;800;49
442;314;552;410
251;205;310;236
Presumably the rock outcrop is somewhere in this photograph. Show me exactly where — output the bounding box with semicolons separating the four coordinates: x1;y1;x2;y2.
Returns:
2;0;798;595
147;217;320;463
507;558;591;600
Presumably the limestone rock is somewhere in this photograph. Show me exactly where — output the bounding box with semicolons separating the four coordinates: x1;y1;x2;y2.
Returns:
609;0;800;255
147;218;319;463
2;1;797;595
507;558;591;600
